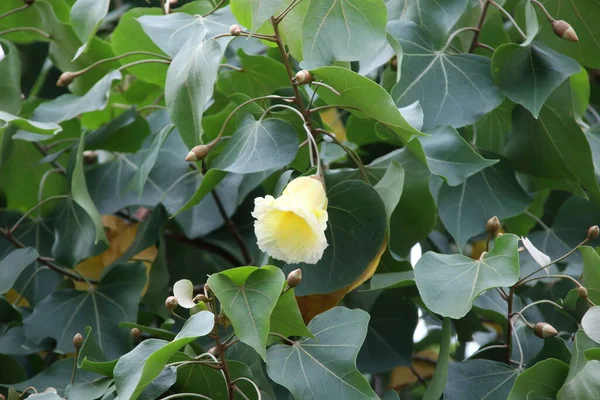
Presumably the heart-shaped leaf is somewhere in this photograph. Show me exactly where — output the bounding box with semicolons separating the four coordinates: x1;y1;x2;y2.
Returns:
415;233;520;319
0;248;39;294
445;360;518;400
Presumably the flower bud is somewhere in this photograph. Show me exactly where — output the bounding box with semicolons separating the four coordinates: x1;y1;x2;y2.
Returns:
534;322;558;339
83;150;97;165
73;333;84;349
165;296;178;309
390;56;398;72
287;268;302;288
0;393;5;400
552;20;578;42
486;216;501;235
185;144;211;162
294;69;313;84
578;286;589;299
588;225;599;240
43;387;57;393
194;294;208;303
57;71;76;87
230;24;242;36
131;327;142;342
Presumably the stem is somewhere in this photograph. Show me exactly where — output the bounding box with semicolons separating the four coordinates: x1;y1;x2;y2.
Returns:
0;228;98;284
469;1;491;53
29;57;53;98
531;0;554;22
442;27;480;52
161;394;213;400
511;312;535;329
308;105;361;114
477;42;496;52
309;81;341;96
512;319;525;370
0;3;31;20
117;58;171;72
0;27;50;39
519;299;563;314
268;332;296;345
519;274;584;288
315;128;369;183
489;0;527;40
506;288;514;365
210;187;252;265
12;266;49;306
213;324;234;400
69;51;171;79
274;0;304;23
10;195;70;234
202;0;226;17
232;377;262;400
33;142;67;175
212;32;277;42
517;237;589;284
259;104;306;123
220;63;243;71
70;347;80;383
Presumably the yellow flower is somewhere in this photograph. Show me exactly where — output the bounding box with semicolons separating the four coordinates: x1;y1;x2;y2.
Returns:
252;176;328;264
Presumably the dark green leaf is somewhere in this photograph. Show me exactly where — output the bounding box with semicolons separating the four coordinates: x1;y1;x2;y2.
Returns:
0;111;62;135
267;307;379;400
227;342;276;400
581;246;600;304
557;330;600;399
445;359;517;400
392;0;468;42
78;327;117;377
65;377;112;400
432;158;531;249
231;0;285;30
0;248;39;294
85;109;151;153
508;359;569;400
270;289;312;339
207;266;285;360
0;39;21;114
311;66;422;143
300;0;387;69
528;337;572;367
280;180;386;295
23;263;146;358
418;125;498;186
390;22;503;130
415;234;520;318
70;0;110;59
423;317;451;400
114;311;214;400
492;41;580;117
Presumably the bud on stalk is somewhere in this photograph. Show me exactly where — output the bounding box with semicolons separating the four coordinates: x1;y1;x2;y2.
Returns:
588;225;599;240
287;269;302;288
552;20;578;42
294;70;313;84
486;216;501;235
534;322;558;339
57;71;76;87
165;296;178;309
578;286;589;299
73;333;84;349
185;143;213;162
131;327;142;342
230;24;242;36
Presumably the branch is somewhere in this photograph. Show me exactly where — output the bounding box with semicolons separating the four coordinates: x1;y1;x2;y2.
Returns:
0;27;50;39
0;3;31;20
210;188;252;265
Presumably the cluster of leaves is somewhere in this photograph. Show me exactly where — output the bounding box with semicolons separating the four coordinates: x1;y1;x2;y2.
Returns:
1;0;600;399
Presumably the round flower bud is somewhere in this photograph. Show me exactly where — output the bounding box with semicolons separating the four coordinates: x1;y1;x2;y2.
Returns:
43;387;57;393
294;69;313;84
73;333;84;349
194;294;209;303
578;286;589;299
230;24;242;36
57;71;76;87
552;20;578;42
588;225;599;240
534;322;558;339
165;296;178;309
287;269;303;288
486;216;501;235
131;328;142;342
0;393;5;400
185;144;211;162
390;56;398;72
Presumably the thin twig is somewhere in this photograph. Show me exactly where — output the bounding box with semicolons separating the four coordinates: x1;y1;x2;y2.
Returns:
519;299;563;314
489;0;527;40
117;58;171;72
274;0;304;23
308;104;360;114
220;63;243;71
0;27;50;38
531;0;554;22
309;81;340;96
202;0;226;17
231;377;262;400
0;4;31;21
268;332;296;345
33;142;67;175
469;1;491;53
315;128;369;183
10;195;70;234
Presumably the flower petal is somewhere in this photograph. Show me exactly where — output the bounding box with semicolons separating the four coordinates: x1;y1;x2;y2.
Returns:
282;176;327;210
173;279;195;308
521;237;551;267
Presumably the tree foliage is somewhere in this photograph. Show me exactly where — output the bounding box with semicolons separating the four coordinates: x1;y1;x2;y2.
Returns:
1;0;600;399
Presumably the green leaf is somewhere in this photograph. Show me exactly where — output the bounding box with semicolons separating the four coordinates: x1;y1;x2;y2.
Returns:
165;38;224;149
418;125;498;186
312;66;421;144
207;266;285;360
300;0;387;68
217;50;290;98
280;180;386;295
528;337;572;367
423;317;451;400
581;246;600;304
469;100;513;154
114;311;214;400
73;131;107;245
415;233;520;318
267;306;379;400
557;330;600;399
111;8;169;88
535;0;600;68
23;263;146;358
393;0;468;42
357;292;417;373
0;111;62;135
508;359;569;400
373;160;405;223
78;327;117;377
581;307;600;343
0;39;21;114
231;0;285;30
0;248;39;294
70;0;110;60
270;289;312;339
390;21;503;130
85;109;151;153
446;359;518;400
32;70;122;123
65;377;112;400
492;41;580;117
127;123;174;194
507;81;600;203
432;158;531;249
